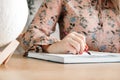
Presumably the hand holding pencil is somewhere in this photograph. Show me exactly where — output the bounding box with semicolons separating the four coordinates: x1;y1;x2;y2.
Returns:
46;32;89;55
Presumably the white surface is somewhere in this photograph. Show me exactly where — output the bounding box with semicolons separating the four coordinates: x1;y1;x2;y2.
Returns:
27;51;120;64
0;0;28;47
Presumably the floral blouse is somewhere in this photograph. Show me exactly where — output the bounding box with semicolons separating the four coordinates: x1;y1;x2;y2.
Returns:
18;0;120;53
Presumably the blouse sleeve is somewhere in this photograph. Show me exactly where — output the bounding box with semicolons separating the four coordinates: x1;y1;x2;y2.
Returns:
18;0;62;53
117;15;120;26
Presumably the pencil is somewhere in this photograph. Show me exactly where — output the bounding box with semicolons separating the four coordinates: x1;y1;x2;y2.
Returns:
84;45;91;55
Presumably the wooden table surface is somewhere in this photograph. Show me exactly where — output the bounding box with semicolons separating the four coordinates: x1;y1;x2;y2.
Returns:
0;53;120;80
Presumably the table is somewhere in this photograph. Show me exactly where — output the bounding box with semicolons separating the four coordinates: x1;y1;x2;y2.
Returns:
0;53;120;80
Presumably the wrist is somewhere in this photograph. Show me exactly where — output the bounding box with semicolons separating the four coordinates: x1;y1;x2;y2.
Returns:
42;45;51;52
42;40;61;53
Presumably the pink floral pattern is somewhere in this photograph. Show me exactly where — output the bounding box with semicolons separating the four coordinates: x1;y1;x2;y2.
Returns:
18;0;120;53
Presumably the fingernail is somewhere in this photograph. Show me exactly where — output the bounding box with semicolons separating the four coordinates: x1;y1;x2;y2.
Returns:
79;52;83;54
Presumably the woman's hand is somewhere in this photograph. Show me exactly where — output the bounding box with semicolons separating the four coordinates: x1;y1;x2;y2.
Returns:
46;32;86;54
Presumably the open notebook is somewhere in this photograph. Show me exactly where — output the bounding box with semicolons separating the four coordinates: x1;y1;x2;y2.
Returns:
27;51;120;64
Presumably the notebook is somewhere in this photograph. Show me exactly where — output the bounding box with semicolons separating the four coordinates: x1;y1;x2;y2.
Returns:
27;51;120;64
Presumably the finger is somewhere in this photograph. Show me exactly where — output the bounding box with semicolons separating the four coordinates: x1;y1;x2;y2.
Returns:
71;32;86;54
66;46;77;55
72;32;86;43
70;33;84;45
68;38;80;54
69;34;86;54
67;32;86;54
79;39;86;54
